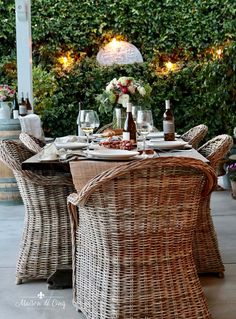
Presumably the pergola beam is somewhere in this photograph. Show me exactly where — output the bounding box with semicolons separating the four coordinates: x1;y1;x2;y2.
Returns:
15;0;33;108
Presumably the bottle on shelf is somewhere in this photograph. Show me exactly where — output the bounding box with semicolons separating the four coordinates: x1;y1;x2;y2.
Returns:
123;102;137;144
19;92;27;117
163;100;175;141
12;93;19;119
25;93;33;114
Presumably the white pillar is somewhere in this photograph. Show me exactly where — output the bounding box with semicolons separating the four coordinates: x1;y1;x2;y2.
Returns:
15;0;33;109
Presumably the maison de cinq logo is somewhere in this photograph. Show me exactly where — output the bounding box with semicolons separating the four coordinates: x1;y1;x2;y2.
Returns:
15;291;66;310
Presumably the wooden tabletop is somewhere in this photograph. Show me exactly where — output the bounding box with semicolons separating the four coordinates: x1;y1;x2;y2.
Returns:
22;152;71;172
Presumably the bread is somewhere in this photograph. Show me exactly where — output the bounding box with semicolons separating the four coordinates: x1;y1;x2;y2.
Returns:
102;128;123;137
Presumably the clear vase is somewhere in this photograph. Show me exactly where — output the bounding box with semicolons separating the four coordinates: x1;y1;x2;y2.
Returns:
0;101;12;120
112;106;126;129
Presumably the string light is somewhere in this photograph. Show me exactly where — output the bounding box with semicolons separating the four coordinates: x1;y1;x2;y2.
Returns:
216;48;223;59
165;61;175;71
58;52;74;69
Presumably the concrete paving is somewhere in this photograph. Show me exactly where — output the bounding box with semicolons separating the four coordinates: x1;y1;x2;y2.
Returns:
0;189;235;318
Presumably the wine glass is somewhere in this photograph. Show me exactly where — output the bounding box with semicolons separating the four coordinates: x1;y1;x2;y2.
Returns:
77;110;98;151
94;111;100;132
136;110;153;157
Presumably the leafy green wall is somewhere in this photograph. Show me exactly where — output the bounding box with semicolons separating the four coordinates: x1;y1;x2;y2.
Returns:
0;0;235;138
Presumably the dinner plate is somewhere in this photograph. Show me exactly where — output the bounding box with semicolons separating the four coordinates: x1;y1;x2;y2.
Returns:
147;132;180;139
85;149;139;160
147;140;189;150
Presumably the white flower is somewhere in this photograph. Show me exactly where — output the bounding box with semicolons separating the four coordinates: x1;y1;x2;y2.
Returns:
118;76;131;86
118;94;129;107
137;86;146;96
127;84;136;95
106;82;114;92
106;78;118;92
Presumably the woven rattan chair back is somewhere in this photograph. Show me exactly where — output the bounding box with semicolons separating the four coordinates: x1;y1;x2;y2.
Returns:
198;134;233;173
192;136;233;276
0;140;74;284
68;157;216;319
181;124;208;149
19;132;45;153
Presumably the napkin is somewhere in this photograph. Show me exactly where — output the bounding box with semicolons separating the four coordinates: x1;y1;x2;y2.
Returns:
19;114;44;140
54;135;79;143
39;143;59;161
39;144;85;161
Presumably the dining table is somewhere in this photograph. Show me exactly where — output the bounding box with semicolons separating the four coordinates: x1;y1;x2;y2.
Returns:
22;146;208;170
21;137;225;285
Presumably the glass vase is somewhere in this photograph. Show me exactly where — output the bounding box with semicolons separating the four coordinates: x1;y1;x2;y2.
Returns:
112;106;126;129
0;101;12;120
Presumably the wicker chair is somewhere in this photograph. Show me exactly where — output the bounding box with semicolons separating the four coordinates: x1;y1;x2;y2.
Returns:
193;134;233;276
197;134;233;174
0;140;75;284
19;132;46;153
181;124;208;149
68;157;216;319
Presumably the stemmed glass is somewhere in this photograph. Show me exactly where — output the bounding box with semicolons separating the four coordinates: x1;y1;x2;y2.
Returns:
136;110;153;157
77;110;99;151
94;111;100;132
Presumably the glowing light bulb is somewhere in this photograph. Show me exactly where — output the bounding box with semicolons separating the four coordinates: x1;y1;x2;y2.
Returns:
110;38;119;49
216;48;223;58
58;53;74;69
165;61;174;71
63;57;68;66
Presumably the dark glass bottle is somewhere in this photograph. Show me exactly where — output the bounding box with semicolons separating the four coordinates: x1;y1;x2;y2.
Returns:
12;93;19;119
25;93;33;114
163;100;175;141
123;103;137;144
19;92;27;116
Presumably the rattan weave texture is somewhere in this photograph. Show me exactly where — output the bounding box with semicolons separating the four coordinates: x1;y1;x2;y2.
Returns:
19;132;45;153
181;124;208;149
198;134;233;173
0;140;74;284
194;134;233;275
68;157;216;319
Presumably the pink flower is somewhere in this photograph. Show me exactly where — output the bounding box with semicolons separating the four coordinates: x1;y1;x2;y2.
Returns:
0;85;15;102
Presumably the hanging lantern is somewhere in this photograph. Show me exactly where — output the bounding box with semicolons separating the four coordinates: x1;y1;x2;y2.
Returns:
97;38;143;66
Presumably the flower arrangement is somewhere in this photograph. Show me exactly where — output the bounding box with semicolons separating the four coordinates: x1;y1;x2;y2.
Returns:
97;76;152;114
226;162;236;181
0;84;15;102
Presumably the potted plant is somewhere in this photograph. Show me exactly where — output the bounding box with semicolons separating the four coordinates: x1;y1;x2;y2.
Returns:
227;162;236;199
0;84;15;120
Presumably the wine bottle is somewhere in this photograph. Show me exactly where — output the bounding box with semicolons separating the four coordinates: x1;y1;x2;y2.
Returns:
123;103;137;144
12;93;19;119
163;100;175;141
25;93;33;114
19;92;27;116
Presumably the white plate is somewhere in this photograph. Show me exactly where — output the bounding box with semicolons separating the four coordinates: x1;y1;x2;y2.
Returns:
85;149;139;160
229;154;236;160
147;140;189;150
147;132;180;139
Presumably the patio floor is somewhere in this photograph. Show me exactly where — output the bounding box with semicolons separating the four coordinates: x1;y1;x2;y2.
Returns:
0;188;235;318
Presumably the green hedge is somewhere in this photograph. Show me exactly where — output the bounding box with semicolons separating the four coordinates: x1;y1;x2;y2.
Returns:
0;0;235;138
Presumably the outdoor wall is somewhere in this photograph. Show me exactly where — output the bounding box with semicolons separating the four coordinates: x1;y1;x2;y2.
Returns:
0;0;235;137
